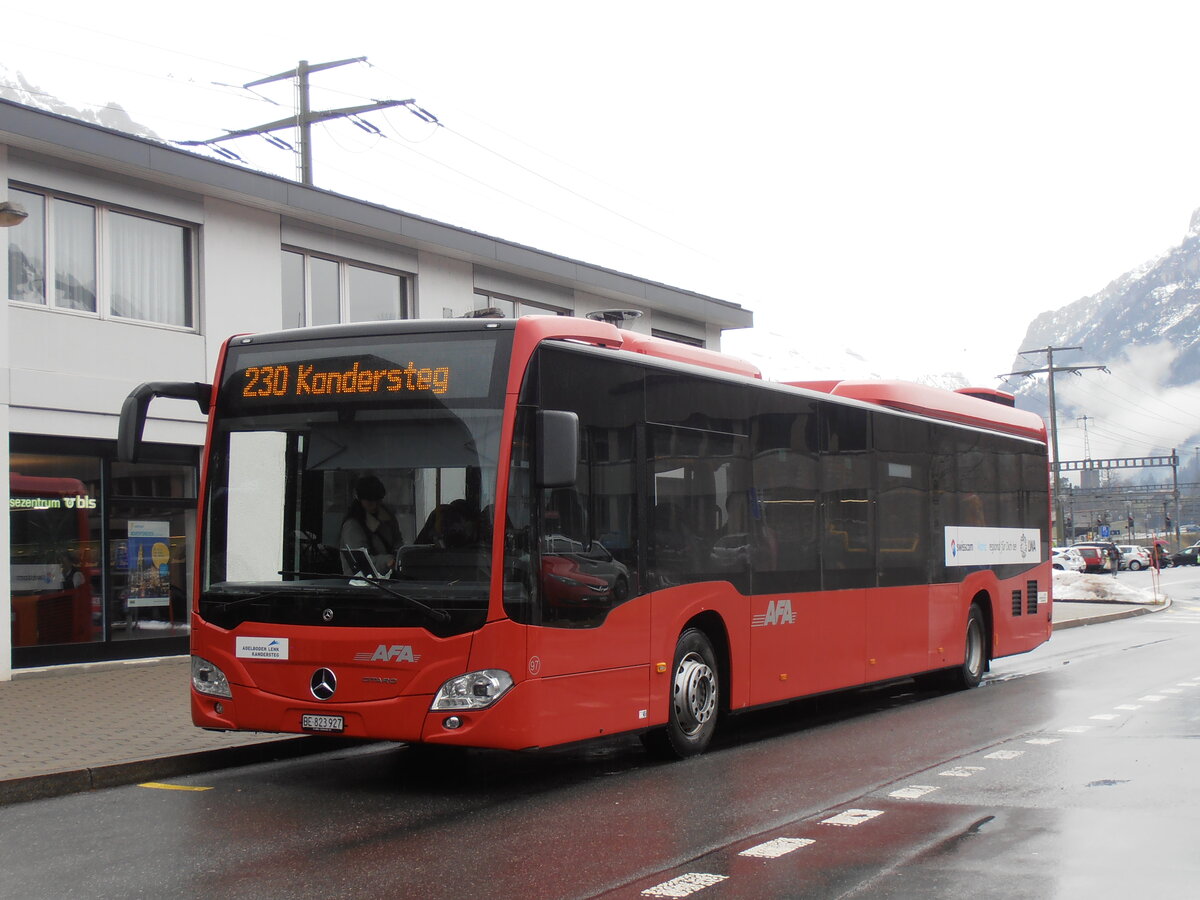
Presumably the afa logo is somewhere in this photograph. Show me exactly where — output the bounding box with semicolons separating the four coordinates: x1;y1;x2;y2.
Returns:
752;598;796;627
353;644;421;663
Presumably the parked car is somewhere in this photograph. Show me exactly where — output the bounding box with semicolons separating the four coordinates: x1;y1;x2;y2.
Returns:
1166;546;1200;567
1115;545;1151;571
1072;545;1111;574
1072;541;1121;573
1051;547;1087;572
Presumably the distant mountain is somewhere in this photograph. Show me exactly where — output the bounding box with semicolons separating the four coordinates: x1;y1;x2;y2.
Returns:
1002;209;1200;465
0;67;160;139
1009;209;1200;389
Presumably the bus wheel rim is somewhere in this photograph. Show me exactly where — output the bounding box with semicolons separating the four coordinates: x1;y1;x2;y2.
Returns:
673;653;716;735
966;618;984;676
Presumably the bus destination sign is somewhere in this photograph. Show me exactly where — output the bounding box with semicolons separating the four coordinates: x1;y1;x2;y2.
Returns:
221;336;503;410
239;358;451;400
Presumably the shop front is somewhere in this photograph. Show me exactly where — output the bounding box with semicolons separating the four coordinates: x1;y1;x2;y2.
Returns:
9;434;197;668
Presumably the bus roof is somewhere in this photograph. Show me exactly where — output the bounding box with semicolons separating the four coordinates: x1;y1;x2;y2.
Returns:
786;380;1046;442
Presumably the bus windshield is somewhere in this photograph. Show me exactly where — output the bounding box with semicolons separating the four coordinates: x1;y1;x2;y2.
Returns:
201;328;512;637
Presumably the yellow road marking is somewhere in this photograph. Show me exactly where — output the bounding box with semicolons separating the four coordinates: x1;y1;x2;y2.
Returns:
138;782;213;792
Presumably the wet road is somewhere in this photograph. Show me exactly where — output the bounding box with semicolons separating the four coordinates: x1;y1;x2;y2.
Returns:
3;576;1199;899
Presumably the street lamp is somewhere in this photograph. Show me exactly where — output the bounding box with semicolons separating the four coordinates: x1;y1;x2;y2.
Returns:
0;200;29;227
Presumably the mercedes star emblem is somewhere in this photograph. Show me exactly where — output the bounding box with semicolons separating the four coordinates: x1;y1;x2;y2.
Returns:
310;667;337;700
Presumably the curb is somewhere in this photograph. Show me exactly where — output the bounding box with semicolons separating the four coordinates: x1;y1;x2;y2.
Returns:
1052;597;1171;632
0;735;358;807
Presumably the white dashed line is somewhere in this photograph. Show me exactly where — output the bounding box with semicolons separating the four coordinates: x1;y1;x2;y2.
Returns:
641;874;728;897
1177;682;1199;687
739;838;814;858
1115;704;1141;711
1139;696;1166;702
889;785;940;799
1089;714;1120;721
939;766;986;777
1026;737;1061;745
1160;688;1182;695
985;750;1025;760
821;809;885;827
1058;725;1093;733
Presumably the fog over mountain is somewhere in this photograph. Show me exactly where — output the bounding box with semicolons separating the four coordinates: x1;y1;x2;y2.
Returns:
1001;210;1200;475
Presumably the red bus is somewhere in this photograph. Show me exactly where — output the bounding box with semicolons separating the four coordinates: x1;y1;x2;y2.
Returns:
119;316;1051;757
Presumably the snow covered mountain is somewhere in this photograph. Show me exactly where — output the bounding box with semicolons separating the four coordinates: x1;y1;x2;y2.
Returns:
0;67;159;139
1001;209;1200;464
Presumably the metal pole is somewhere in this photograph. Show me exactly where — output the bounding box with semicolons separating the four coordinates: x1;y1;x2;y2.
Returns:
1172;448;1181;549
1046;347;1065;546
296;60;313;184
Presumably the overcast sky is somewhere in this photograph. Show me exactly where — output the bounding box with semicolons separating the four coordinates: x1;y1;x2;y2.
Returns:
6;1;1200;389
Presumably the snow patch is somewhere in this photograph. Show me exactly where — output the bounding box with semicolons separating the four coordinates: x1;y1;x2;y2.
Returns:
1052;570;1165;604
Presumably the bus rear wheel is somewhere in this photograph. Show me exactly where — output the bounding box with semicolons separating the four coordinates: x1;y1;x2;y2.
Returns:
642;628;719;759
948;603;987;690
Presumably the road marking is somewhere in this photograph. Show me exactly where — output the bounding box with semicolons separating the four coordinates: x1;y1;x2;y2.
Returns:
1160;688;1182;694
821;809;885;827
1026;737;1061;745
1115;704;1141;710
890;785;940;799
1139;695;1166;702
1090;714;1120;721
1058;725;1093;733
739;838;814;858
641;874;728;897
939;766;986;777
1177;682;1199;687
985;750;1025;760
138;782;213;792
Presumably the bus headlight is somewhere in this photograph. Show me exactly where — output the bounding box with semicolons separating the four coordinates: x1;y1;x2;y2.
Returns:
192;655;232;699
431;669;514;710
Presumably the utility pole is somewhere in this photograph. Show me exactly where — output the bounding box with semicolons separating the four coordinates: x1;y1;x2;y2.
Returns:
1001;346;1109;546
181;57;428;185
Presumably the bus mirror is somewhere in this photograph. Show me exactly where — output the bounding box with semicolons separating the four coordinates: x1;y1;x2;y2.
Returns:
535;410;579;488
118;381;212;463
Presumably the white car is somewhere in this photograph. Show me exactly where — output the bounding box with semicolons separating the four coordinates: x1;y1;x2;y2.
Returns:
1116;545;1151;571
1051;547;1087;572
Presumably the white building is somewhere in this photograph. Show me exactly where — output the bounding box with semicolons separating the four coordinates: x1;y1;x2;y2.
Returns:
0;99;751;678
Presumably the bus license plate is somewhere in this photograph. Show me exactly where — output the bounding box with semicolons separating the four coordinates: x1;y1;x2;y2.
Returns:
301;714;344;733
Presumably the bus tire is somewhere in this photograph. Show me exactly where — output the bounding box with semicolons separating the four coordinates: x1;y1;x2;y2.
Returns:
948;603;987;690
642;628;720;759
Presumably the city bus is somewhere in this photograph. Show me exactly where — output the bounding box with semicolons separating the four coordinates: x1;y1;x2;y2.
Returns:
119;316;1051;758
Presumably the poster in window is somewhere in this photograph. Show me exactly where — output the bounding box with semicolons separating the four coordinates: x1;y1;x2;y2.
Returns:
127;520;171;607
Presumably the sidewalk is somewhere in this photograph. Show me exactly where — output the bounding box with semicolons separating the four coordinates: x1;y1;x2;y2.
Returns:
0;598;1168;806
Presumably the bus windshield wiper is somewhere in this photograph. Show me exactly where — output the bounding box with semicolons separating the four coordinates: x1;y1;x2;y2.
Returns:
277;570;451;624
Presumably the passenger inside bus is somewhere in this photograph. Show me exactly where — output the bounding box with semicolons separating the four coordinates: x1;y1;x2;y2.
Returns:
339;475;403;576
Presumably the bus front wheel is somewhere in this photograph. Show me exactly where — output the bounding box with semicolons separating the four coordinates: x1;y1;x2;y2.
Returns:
642;628;719;759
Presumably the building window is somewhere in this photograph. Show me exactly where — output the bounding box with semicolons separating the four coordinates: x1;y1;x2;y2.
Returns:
652;328;705;348
281;249;408;328
7;186;195;329
449;290;569;320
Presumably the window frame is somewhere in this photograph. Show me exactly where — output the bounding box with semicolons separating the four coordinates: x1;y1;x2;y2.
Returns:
281;247;411;328
471;289;570;319
7;184;198;331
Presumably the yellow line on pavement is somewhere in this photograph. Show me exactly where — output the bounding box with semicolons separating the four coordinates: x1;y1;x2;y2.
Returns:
138;782;213;792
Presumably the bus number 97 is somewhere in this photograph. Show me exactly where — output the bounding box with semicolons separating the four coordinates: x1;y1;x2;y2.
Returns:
242;365;290;398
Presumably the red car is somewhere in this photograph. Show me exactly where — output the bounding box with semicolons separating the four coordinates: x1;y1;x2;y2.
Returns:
1074;546;1111;573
